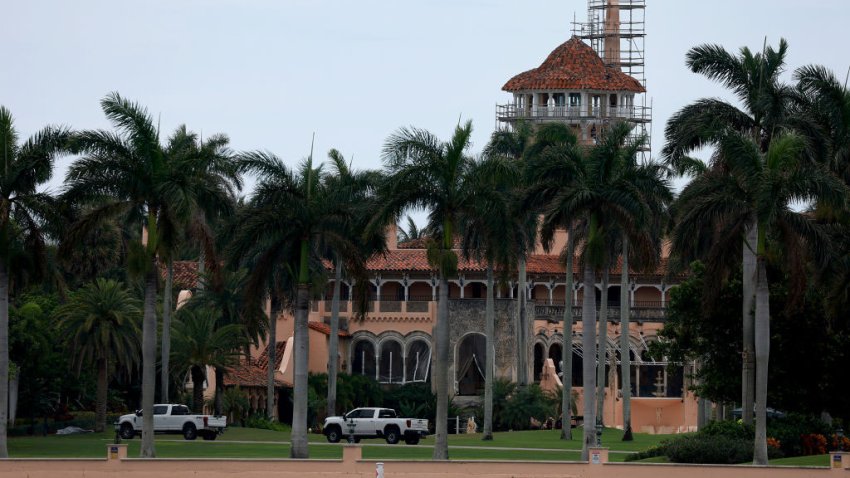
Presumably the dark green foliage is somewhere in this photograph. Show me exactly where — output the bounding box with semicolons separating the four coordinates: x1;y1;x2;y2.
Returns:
243;414;289;432
700;420;754;440
382;383;436;422
766;413;833;457
500;384;556;431
307;373;384;427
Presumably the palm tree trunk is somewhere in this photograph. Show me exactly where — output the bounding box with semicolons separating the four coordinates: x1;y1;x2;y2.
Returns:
742;222;757;426
581;261;598;460
140;266;158;458
214;367;224;415
517;257;528;385
267;299;277;420
290;284;310;458
753;256;770;465
561;227;575;441
327;260;342;418
95;357;108;433
596;269;609;426
619;237;633;441
482;263;495;441
161;260;173;403
191;365;205;414
0;260;8;458
432;274;450;460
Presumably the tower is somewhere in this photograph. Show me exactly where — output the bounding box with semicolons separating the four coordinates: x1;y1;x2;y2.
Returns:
496;0;651;156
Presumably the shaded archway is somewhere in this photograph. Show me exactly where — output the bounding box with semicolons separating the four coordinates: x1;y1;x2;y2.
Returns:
406;339;431;383
379;340;403;383
456;333;486;396
549;343;563;374
352;340;376;379
533;342;546;382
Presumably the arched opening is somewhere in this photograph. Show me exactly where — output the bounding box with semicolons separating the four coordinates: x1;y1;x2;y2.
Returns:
352;340;376;378
379;340;403;384
572;350;583;386
533;342;545;381
549;343;563;374
406;340;431;383
456;334;486;396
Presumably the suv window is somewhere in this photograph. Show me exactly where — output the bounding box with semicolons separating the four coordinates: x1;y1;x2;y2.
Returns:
378;409;396;418
153;405;168;415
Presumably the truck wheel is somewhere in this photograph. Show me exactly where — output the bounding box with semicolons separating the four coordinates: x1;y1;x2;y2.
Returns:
384;427;400;445
404;435;420;445
202;431;217;441
183;423;198;441
119;423;135;440
325;426;342;443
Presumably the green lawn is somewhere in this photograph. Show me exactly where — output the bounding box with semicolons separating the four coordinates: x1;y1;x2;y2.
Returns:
4;426;832;466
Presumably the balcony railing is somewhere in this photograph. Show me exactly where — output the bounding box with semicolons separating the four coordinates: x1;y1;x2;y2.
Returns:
497;104;651;123
534;301;666;323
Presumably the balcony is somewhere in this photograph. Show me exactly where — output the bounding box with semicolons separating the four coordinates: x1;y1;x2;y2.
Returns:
534;300;666;323
496;104;651;124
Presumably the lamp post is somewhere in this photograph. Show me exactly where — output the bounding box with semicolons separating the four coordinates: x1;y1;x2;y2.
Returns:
837;427;845;452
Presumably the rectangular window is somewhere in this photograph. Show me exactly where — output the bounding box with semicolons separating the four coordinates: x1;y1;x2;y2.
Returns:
569;93;581;106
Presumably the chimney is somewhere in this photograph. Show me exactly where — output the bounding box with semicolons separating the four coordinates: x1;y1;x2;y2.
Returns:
603;0;621;68
386;223;398;250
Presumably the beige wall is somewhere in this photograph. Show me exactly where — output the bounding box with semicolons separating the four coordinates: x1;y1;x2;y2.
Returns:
4;445;845;478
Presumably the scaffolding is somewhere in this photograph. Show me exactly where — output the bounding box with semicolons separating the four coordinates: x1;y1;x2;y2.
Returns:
572;0;652;157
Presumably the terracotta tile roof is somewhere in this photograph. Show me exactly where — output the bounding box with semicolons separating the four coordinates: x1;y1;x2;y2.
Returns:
309;321;351;337
397;237;462;249
503;36;645;93
159;260;199;290
223;342;290;388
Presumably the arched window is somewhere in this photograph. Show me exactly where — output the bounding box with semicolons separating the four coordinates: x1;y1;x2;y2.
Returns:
571;350;583;386
406;340;431;383
549;343;563;374
533;343;546;382
352;340;376;378
456;334;486;396
379;340;403;384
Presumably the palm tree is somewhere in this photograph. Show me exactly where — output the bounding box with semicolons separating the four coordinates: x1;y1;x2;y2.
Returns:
171;307;245;413
663;39;793;426
184;268;266;414
398;216;425;243
529;121;661;459
322;149;383;418
63;92;237;457
229;148;366;458
55;279;141;432
671;131;846;464
486;121;538;386
458;153;520;440
0;106;69;457
376;120;477;460
159;126;240;405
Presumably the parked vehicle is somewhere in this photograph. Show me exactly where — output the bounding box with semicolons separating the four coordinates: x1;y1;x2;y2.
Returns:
114;404;227;441
323;407;429;445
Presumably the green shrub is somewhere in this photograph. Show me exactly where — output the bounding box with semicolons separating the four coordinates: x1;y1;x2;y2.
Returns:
383;383;435;421
700;420;754;439
767;413;833;457
243;414;289;432
500;383;556;431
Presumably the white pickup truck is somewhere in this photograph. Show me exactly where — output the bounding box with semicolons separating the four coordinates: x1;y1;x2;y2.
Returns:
114;404;227;441
323;407;429;445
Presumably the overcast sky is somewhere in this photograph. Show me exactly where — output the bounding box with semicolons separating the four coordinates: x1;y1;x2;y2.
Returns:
3;0;849;210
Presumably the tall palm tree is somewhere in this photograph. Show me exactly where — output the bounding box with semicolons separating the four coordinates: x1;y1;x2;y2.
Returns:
663;39;793;426
0;106;69;457
184;268;266;414
529;121;660;459
376;120;477;460
458;153;520;440
55;279;141;432
672;131;845;464
63;92;237;457
159;126;240;405
170;307;245;413
486;121;539;386
229;149;366;458
322;149;383;418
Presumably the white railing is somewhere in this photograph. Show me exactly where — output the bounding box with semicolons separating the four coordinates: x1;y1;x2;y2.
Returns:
497;104;650;122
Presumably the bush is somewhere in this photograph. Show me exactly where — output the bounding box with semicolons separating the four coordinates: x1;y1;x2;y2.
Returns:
767;413;833;457
500;383;556;431
383;383;435;422
700;420;754;439
243;414;289;432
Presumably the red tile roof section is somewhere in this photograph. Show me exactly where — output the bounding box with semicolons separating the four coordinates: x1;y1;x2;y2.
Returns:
503;36;645;93
224;341;290;388
309;321;351;337
159;261;200;290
